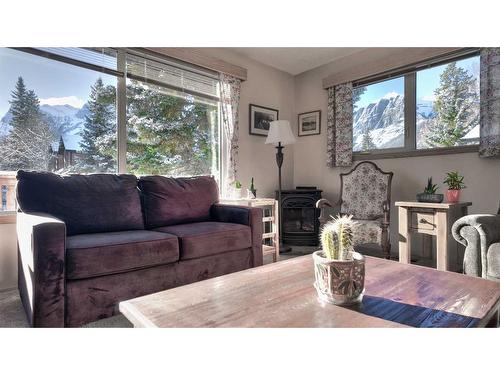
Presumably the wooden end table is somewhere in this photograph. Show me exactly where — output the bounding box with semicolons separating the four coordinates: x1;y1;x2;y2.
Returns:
396;201;472;271
219;198;280;262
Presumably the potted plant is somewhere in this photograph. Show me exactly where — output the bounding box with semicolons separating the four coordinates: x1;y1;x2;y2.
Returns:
313;215;365;306
232;180;243;199
443;171;465;203
248;177;257;199
416;177;443;203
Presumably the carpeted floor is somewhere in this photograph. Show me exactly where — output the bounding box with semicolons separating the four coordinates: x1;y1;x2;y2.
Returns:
0;247;317;328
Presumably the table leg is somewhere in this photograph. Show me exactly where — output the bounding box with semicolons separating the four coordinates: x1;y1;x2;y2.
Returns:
398;207;411;264
436;211;448;271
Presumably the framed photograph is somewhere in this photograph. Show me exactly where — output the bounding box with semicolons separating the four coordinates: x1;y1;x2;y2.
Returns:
298;110;321;137
249;104;279;136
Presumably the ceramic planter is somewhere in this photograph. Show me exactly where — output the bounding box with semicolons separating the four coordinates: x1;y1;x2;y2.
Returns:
416;193;444;203
312;250;365;305
446;189;460;203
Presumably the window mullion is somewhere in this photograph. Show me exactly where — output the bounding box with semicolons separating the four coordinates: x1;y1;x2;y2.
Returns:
116;49;127;174
404;73;417;152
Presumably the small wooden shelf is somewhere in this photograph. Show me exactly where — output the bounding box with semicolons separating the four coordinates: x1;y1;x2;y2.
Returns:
219;197;280;262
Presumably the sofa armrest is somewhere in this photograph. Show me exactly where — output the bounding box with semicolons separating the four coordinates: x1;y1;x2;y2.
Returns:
211;204;263;267
17;211;66;327
452;214;500;278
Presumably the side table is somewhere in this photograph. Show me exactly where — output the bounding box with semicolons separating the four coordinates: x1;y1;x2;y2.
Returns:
219;198;280;262
395;201;472;271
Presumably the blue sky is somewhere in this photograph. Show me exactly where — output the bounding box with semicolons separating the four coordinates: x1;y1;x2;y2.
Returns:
0;48;116;117
355;55;479;108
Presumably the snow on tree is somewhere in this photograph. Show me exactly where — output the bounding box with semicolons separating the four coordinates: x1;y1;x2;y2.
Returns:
0;77;56;170
361;125;375;151
77;78;117;172
126;80;217;176
425;62;479;148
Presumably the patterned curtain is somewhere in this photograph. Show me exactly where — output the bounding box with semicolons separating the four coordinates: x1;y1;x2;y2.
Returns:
479;48;500;158
326;82;354;167
219;72;241;192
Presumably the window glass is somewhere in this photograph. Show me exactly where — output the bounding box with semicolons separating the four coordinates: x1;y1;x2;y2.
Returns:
126;79;219;179
353;77;405;152
0;48;118;174
416;55;480;149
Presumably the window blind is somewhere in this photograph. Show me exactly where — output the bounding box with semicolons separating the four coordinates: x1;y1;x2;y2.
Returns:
126;52;219;100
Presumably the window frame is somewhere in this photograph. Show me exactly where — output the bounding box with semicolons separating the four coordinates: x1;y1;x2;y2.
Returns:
352;49;480;160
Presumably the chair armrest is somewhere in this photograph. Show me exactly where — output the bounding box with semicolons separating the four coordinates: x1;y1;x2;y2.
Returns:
316;198;336;225
452;214;500;278
17;211;66;327
211;204;263;267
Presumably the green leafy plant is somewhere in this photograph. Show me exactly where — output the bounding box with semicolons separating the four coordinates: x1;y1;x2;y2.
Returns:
423;177;439;194
320;215;356;260
443;171;466;190
232;180;242;189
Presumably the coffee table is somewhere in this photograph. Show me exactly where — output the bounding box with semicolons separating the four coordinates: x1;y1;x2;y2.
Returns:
119;256;500;328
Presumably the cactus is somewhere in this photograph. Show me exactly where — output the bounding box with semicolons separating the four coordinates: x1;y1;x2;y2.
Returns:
320;214;356;260
423;177;438;194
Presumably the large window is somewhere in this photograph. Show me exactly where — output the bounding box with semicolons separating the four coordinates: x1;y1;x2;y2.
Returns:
0;48;222;212
352;52;480;156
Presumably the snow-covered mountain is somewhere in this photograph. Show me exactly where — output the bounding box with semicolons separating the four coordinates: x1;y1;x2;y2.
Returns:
0;103;88;151
354;94;479;151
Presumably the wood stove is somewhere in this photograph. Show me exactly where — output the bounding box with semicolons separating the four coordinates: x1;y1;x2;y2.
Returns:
276;188;322;246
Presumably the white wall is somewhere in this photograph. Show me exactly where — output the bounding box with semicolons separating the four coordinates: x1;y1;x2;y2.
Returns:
0;224;17;290
293;54;500;258
202;48;296;197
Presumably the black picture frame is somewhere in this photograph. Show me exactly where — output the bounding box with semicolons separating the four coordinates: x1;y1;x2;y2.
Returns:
249;104;279;136
298;110;321;137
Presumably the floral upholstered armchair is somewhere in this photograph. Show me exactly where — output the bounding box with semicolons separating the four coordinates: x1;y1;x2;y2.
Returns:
316;161;393;259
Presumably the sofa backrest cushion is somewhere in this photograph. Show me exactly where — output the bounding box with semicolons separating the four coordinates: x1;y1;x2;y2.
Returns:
138;175;219;228
16;170;144;236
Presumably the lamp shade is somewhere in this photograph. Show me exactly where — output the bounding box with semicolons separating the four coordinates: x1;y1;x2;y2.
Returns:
265;120;296;145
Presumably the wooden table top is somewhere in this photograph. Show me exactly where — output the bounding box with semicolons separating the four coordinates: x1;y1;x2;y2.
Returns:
395;201;472;209
119;256;500;328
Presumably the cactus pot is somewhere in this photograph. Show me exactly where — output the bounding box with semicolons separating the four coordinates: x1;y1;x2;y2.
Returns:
312;250;365;306
416;193;444;203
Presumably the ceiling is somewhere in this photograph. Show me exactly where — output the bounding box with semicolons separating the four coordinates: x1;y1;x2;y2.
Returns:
230;47;364;75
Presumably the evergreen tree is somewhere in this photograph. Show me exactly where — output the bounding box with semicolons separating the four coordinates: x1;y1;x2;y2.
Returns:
361;125;375;151
0;77;56;170
78;78;116;172
126;81;216;176
425;62;479;147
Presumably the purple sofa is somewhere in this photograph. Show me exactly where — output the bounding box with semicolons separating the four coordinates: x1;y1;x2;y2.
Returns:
16;171;263;327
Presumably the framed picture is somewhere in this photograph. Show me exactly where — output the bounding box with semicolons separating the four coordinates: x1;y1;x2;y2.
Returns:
249;104;279;136
298;110;321;137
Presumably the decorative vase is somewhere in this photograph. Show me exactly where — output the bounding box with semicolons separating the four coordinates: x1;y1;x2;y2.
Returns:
233;188;243;199
446;189;460;203
313;250;365;306
416;193;444;203
246;189;257;199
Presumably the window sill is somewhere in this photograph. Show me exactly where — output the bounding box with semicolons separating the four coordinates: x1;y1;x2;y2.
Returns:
0;212;16;224
353;145;478;161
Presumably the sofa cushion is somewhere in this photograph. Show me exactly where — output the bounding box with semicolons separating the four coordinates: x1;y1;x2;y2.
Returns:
138;175;219;228
153;222;251;260
16;170;144;236
66;230;179;279
487;243;500;279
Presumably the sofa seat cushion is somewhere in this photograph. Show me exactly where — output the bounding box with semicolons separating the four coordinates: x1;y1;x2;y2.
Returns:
153;222;251;260
487;243;500;279
66;230;179;280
